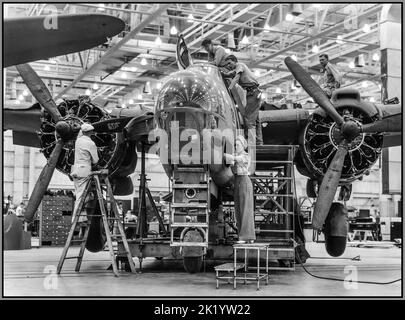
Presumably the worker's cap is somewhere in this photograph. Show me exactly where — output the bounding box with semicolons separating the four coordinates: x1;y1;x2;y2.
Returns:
81;123;95;132
236;135;247;149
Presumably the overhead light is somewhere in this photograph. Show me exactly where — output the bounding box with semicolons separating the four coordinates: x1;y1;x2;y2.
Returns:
98;4;105;11
206;4;215;10
291;54;298;61
362;24;371;33
140;58;147;66
129;99;134;104
240;35;249;45
348;61;355;69
276;87;282;94
224;48;231;54
131;66;138;72
144;81;152;94
261;92;267;100
121;72;128;79
85;89;91;95
362;81;368;88
122;104;127;108
170;26;178;35
156;82;162;90
336;35;344;45
369;97;375;103
187;14;194;23
155;36;162;45
22;89;29;96
138;94;143;100
92;83;99;90
285;13;294;22
227;33;236;48
44;65;50;71
264;23;271;33
372;53;380;61
18;95;24;101
312;45;319;53
254;70;261;77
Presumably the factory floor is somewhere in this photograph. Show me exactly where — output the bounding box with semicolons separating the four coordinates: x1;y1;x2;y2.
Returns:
3;242;401;297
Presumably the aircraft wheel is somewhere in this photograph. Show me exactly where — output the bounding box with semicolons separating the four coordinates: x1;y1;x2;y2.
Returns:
183;256;202;274
306;179;318;198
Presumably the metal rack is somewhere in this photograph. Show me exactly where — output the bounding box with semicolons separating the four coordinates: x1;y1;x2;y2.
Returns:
250;145;297;270
170;165;210;248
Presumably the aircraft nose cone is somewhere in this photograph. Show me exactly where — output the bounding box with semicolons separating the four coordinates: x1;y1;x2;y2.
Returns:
96;14;126;38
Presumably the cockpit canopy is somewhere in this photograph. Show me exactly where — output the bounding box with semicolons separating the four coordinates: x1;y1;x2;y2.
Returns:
155;63;234;121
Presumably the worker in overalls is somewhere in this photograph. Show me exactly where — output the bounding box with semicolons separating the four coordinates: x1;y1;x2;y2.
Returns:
319;53;342;98
201;38;230;72
224;135;256;243
70;123;99;236
224;55;263;145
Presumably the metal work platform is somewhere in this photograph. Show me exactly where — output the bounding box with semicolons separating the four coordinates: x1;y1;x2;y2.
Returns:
251;145;297;270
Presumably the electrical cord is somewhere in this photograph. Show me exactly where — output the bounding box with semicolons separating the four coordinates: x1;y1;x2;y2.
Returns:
293;176;401;285
295;249;401;285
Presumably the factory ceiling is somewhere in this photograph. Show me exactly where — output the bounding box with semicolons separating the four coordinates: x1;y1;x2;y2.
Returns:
4;3;383;110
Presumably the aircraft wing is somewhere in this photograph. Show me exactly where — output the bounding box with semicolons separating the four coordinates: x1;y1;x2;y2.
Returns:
4;14;125;67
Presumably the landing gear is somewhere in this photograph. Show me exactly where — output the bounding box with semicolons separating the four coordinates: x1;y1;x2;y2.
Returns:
306;179;319;198
323;202;348;257
183;256;203;274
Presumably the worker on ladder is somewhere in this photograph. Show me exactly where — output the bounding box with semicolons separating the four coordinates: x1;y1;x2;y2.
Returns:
70;123;99;236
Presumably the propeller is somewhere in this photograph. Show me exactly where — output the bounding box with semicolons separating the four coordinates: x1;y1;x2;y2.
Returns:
16;64;62;123
284;57;344;125
15;64;71;222
24;139;64;222
312;141;348;230
362;113;402;133
284;56;402;230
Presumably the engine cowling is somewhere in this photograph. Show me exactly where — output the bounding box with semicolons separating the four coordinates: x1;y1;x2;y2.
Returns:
38;98;135;183
299;91;384;184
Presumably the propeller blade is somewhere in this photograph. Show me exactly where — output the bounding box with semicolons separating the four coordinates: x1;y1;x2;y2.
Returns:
312;142;348;230
284;57;344;125
362;113;402;133
24;139;64;222
15;63;62;123
92;117;133;133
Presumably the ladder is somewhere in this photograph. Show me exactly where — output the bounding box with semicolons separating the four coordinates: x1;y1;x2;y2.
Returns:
250;145;297;270
56;170;136;277
170;165;210;248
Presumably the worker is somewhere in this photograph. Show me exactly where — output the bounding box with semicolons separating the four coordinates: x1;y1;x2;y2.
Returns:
224;55;263;145
15;202;25;218
224;135;256;244
70;123;99;229
319;53;342;98
201;38;230;72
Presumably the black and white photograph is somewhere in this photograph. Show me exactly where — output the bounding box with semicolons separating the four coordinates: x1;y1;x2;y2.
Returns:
2;1;403;304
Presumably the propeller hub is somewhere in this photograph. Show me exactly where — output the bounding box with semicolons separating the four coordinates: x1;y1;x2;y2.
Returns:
330;119;364;152
55;121;73;140
341;119;361;141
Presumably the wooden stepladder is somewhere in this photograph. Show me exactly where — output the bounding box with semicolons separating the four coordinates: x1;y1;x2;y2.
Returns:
56;170;136;277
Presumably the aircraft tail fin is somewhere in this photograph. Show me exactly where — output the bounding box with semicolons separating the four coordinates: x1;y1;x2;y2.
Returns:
176;34;193;70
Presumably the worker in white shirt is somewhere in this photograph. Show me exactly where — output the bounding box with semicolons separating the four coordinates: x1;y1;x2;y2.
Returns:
224;135;255;243
319;53;342;98
70;123;99;228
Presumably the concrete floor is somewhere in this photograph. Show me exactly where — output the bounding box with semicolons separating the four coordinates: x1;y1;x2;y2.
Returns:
3;242;402;297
